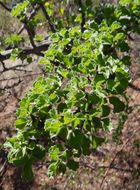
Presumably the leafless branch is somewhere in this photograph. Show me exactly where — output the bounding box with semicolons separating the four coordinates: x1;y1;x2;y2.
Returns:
0;60;6;70
17;6;40;35
0;72;42;83
78;0;85;32
127;32;135;41
0;1;11;12
128;82;140;92
100;127;140;188
0;63;29;73
0;72;42;90
0;40;51;61
81;162;133;173
24;23;36;47
40;3;56;32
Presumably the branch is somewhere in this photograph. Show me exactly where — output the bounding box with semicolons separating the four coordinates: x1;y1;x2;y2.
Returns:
0;72;42;83
0;40;51;61
100;126;140;188
17;6;40;35
0;62;29;74
39;3;56;32
24;23;36;47
0;60;6;70
4;6;41;51
0;1;11;12
81;162;133;173
0;72;42;91
78;0;85;32
128;82;140;92
127;32;135;41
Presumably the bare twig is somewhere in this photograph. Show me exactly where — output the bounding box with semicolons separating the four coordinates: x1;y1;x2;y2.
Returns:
0;40;51;61
127;32;135;41
100;127;140;189
0;72;43;90
0;60;6;70
0;72;42;83
0;1;11;12
78;0;85;32
0;63;30;74
24;23;36;47
0;161;7;177
40;3;56;32
17;6;40;35
81;162;133;173
128;82;140;92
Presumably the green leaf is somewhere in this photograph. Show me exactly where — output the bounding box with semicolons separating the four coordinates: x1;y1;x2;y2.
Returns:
59;162;66;174
114;33;125;42
4;137;17;148
120;0;132;5
49;145;60;161
49;109;58;119
33;144;45;160
22;161;33;181
117;41;129;52
5;34;24;47
92;136;105;148
8;148;27;166
67;130;90;155
89;21;98;31
27;57;32;64
58;103;67;112
47;162;58;178
111;21;121;31
73;118;81;128
92;117;102;129
64;111;73;124
39;58;52;72
102;118;110;130
88;94;100;104
67;160;79;171
12;1;29;17
67;130;83;149
102;105;110;117
39;57;51;65
15;118;27;129
109;96;125;113
45;119;62;135
49;93;59;103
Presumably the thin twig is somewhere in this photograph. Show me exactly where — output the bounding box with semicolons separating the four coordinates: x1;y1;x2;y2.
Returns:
0;72;42;83
0;40;51;61
40;3;56;32
81;162;133;173
128;82;140;92
127;32;135;41
78;0;85;32
17;6;40;35
24;23;36;47
0;60;6;70
0;63;30;74
0;1;11;12
100;127;140;189
0;161;7;177
0;71;43;90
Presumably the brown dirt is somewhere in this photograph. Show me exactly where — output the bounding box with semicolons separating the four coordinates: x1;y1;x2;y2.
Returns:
0;37;140;190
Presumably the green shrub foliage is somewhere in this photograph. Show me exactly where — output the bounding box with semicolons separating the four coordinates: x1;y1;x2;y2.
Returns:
4;0;140;180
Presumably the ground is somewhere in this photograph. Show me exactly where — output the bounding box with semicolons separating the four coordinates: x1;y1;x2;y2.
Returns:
0;34;140;190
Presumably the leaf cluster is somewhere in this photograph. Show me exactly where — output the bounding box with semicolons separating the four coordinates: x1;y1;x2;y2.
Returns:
4;0;140;180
